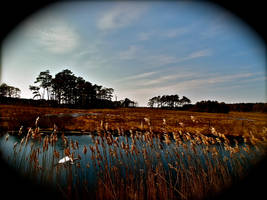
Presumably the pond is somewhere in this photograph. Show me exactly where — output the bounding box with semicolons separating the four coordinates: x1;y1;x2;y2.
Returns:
44;112;101;118
0;131;266;199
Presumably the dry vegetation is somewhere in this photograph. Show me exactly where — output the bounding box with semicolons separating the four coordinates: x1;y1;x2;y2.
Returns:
1;105;267;139
2;112;267;200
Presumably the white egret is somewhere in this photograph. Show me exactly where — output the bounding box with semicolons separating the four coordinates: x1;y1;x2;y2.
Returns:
57;156;79;166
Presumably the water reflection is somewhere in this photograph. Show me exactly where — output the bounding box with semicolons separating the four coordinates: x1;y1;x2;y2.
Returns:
0;132;265;198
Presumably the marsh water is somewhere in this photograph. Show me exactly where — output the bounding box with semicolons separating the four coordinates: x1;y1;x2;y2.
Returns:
0;132;265;192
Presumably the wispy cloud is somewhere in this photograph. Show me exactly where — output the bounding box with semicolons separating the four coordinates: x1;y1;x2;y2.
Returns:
138;32;154;41
164;28;188;38
128;73;258;95
119;71;158;82
186;49;212;59
138;73;195;86
146;54;177;66
120;72;261;106
144;49;212;67
138;27;188;41
200;12;232;38
25;16;79;54
119;45;141;60
97;3;148;30
136;72;258;93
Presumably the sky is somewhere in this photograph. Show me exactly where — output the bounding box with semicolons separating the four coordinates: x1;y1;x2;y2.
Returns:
1;1;266;106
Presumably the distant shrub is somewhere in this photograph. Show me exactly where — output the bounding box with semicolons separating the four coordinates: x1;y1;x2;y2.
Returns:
228;103;267;112
181;104;194;110
192;100;230;113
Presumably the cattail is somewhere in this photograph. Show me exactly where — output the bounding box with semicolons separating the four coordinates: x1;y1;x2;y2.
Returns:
18;126;23;136
13;142;18;149
106;136;112;145
53;150;60;159
53;124;57;131
105;122;108;130
140;121;144;130
216;138;221;143
30;142;34;150
5;134;9;141
64;148;70;156
75;140;79;149
63;137;68;146
35;116;39;127
70;140;75;149
130;144;135;152
164;134;171;145
125;143;129;150
185;134;191;141
173;132;179;142
27;128;33;140
144;117;150;126
83;145;87;154
121;141;125;149
89;145;95;153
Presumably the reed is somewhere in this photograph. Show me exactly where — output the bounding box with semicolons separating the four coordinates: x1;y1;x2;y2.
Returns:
1;114;266;200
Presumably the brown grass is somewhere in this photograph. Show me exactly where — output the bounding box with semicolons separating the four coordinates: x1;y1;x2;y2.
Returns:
4;114;266;200
1;105;266;138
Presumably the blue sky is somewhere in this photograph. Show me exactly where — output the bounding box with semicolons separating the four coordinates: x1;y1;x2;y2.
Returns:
1;1;266;106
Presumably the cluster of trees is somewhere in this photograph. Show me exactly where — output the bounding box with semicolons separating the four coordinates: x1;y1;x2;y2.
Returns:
186;101;267;113
191;100;230;113
228;103;267;113
29;69;116;108
0;83;21;98
2;71;266;113
148;95;191;108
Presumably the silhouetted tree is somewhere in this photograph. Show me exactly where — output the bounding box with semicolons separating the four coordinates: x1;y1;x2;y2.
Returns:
193;100;229;113
34;70;52;99
29;85;41;99
122;98;135;107
179;96;191;106
148;96;158;107
0;83;21;98
29;68;131;108
148;94;190;108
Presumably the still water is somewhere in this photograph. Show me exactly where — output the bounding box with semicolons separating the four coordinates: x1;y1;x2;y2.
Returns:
0;132;264;190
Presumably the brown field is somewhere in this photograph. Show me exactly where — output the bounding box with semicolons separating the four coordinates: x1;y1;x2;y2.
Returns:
1;104;267;200
1;104;266;138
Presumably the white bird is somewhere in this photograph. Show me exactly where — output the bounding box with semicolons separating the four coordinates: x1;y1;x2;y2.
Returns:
58;156;78;165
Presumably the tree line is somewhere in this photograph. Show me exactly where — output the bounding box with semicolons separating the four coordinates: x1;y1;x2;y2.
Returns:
0;83;21;98
1;71;266;112
29;69;118;108
228;103;267;113
189;100;230;113
148;95;191;108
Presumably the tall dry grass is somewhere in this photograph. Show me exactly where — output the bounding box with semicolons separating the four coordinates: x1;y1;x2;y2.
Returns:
2;114;267;200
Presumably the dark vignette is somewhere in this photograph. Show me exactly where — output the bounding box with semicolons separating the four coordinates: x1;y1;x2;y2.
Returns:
0;1;266;200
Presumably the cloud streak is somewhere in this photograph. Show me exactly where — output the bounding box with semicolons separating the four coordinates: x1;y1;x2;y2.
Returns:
187;49;212;59
164;28;188;38
122;72;261;106
144;49;212;67
118;71;158;82
97;3;148;30
136;73;195;86
25;16;79;54
119;45;141;60
136;72;258;93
